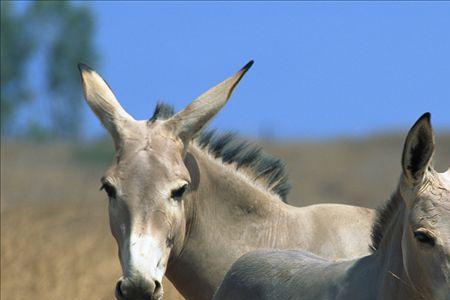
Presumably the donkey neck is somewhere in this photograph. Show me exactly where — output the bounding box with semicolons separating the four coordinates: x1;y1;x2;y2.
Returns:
344;191;424;300
373;205;414;300
375;193;427;300
166;144;290;300
188;143;283;213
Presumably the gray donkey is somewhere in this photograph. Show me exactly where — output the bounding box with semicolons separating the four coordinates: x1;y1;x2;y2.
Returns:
78;61;376;300
214;113;450;300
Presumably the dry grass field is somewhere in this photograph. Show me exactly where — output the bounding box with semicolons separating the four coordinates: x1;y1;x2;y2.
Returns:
1;133;449;300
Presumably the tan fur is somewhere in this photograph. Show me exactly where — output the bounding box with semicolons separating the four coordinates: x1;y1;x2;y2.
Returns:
79;62;375;300
214;114;450;300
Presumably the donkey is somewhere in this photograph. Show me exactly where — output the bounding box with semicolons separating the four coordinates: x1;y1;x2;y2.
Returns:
78;61;376;300
214;113;450;300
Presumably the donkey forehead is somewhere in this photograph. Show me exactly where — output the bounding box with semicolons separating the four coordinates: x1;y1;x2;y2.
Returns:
429;171;450;195
110;123;188;179
410;180;450;224
120;121;182;157
411;195;450;218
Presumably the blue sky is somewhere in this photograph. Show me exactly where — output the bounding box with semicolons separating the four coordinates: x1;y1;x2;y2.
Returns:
24;2;450;139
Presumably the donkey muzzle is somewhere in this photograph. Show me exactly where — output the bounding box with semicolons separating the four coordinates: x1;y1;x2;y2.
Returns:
115;276;163;300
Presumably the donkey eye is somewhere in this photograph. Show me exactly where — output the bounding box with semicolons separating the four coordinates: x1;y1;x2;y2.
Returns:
171;184;188;200
101;182;117;199
414;230;436;247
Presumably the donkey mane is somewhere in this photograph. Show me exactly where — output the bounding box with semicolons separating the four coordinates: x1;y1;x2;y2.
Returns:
369;189;402;252
150;102;291;202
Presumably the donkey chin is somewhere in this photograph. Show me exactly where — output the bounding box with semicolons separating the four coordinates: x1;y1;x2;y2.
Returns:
115;275;164;300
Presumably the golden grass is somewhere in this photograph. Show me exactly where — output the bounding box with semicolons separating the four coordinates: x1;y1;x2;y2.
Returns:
1;133;449;299
1;142;183;300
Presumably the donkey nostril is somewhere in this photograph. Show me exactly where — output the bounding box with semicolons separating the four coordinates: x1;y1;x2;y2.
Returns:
154;280;162;295
115;277;161;299
115;280;125;299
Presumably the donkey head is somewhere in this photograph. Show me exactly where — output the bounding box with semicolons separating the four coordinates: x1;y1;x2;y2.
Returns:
78;61;253;300
400;113;450;299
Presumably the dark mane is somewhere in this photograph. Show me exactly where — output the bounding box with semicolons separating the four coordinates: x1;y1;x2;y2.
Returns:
149;102;175;121
369;189;402;252
150;102;291;202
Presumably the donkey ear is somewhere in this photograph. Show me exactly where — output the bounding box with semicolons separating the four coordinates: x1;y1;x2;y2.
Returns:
78;63;135;145
165;60;253;143
402;113;435;183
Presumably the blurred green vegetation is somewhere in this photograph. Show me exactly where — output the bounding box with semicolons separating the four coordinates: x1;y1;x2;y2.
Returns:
1;1;97;139
71;138;114;166
1;2;35;135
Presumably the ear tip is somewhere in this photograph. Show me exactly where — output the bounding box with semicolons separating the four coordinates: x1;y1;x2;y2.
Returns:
77;62;93;73
417;112;432;126
240;60;254;73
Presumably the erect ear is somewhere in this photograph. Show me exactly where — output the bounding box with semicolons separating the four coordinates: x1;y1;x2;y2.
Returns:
78;63;135;147
164;60;253;143
401;113;435;183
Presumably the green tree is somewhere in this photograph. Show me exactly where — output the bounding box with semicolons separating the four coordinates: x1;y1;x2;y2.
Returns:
1;2;35;135
29;1;98;139
1;1;97;139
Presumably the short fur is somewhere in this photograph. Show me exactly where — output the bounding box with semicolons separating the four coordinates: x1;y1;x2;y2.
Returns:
80;63;377;300
150;102;291;202
214;113;450;300
369;189;402;252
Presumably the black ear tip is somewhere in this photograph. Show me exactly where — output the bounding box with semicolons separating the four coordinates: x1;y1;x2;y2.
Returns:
77;62;92;72
411;112;431;128
417;112;431;126
241;60;254;72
